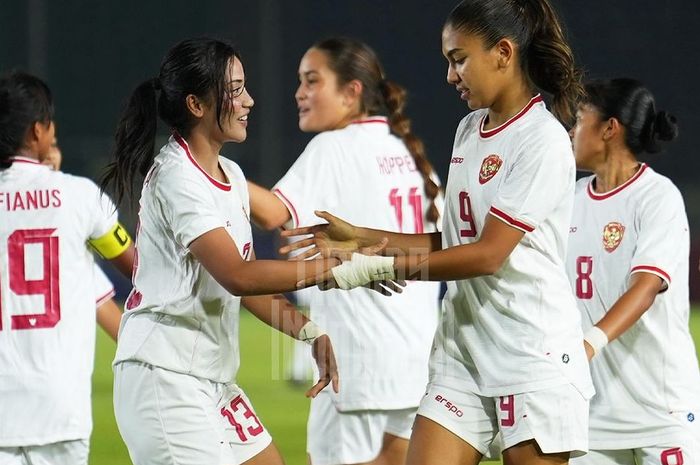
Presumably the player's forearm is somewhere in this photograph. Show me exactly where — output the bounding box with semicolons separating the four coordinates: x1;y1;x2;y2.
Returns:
109;245;136;279
391;216;521;281
225;258;339;296
393;241;501;281
354;227;441;255
96;300;123;342
593;273;663;343
242;294;309;339
247;181;291;231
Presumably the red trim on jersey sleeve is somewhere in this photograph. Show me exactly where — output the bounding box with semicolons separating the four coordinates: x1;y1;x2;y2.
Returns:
96;289;116;307
8;156;41;165
489;207;535;233
272;188;299;229
630;265;671;285
587;164;647;200
173;133;232;192
479;95;543;138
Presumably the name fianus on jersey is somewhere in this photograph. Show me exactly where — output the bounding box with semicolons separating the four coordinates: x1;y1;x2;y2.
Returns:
0;189;61;211
478;154;503;184
602;221;625;253
376;155;417;175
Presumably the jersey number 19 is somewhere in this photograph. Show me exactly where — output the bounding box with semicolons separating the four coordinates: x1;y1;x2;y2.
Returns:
0;228;60;330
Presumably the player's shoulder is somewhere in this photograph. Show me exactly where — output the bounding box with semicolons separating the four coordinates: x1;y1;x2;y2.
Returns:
149;141;199;187
574;174;594;196
55;170;103;199
456;110;484;133
294;131;346;167
306;130;345;151
517;103;570;147
637;165;683;202
219;156;246;184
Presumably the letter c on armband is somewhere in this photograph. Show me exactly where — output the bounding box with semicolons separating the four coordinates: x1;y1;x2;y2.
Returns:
88;222;132;259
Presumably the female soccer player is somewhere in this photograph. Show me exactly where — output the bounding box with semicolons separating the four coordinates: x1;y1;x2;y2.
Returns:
43;140;124;341
284;1;595;464
0;71;134;465
248;37;442;465
102;38;352;465
567;78;700;465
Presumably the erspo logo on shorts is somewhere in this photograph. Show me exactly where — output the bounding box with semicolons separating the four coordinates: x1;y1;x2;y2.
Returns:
434;394;463;417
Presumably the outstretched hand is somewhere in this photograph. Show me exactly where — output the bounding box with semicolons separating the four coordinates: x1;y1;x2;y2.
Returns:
306;334;339;398
280;211;361;260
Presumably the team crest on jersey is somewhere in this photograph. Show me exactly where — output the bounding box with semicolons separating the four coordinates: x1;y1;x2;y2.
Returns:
478;154;503;184
602;222;625;253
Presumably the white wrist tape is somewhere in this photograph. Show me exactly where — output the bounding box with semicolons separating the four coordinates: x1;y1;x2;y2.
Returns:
584;326;609;357
297;320;326;346
331;253;396;290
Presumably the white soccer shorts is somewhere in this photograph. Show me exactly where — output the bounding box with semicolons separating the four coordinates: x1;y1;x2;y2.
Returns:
114;361;272;465
0;439;89;465
417;379;589;459
572;413;699;465
307;391;417;465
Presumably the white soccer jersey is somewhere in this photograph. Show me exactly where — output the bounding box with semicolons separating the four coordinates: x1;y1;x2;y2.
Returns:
431;95;594;398
0;157;118;446
114;134;253;384
274;117;441;410
567;165;700;449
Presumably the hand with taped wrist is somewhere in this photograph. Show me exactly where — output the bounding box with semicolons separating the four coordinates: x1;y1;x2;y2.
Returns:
331;252;397;289
296;321;339;398
296;238;405;296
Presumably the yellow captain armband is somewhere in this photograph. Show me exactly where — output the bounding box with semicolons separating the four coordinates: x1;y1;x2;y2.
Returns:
88;222;132;259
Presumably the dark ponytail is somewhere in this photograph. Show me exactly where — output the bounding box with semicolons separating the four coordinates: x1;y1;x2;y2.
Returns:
0;71;54;168
102;38;240;205
446;0;583;126
583;78;679;155
102;79;158;205
313;37;440;224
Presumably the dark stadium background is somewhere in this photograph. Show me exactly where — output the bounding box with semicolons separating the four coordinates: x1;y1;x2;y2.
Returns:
2;0;698;299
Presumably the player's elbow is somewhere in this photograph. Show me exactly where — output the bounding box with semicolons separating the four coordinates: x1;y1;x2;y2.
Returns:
221;274;261;296
479;255;506;276
251;211;288;231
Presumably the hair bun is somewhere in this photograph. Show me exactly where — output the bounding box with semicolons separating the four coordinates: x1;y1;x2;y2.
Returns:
653;110;678;142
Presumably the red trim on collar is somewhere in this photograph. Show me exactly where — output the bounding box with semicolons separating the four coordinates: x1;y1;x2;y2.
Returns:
587;164;647;201
8;156;42;165
351;118;389;125
479;95;543;138
173;133;231;192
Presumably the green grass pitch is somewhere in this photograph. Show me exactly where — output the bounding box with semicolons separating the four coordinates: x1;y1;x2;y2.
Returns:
89;308;700;465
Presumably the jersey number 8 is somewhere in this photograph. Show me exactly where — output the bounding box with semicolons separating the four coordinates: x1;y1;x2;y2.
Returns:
575;256;593;300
